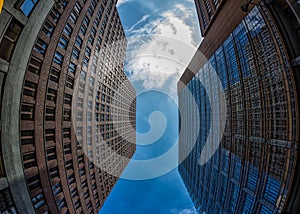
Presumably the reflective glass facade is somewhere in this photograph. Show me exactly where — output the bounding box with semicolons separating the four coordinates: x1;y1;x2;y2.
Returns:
179;6;298;214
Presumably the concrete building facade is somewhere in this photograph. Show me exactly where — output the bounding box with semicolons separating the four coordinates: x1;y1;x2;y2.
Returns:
178;0;300;213
0;0;136;213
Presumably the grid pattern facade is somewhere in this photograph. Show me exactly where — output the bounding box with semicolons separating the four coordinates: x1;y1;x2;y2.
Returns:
0;0;136;213
194;0;224;36
178;6;298;214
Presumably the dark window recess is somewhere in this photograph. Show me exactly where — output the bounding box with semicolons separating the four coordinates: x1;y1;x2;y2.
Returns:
45;129;55;143
50;67;60;83
45;107;55;121
42;20;54;37
66;75;74;89
28;57;42;74
33;38;48;55
47;88;57;102
21;103;35;120
22;152;37;169
46;147;57;161
63;109;71;121
20;130;34;145
0;18;23;61
23;80;37;98
64;93;72;105
27;174;41;191
63;128;71;138
49;8;61;23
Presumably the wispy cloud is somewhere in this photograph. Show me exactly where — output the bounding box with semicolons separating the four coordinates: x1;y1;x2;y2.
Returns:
116;0;132;7
124;1;201;100
171;208;198;214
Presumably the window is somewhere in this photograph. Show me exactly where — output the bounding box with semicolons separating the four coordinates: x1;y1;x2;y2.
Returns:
74;2;82;14
50;67;60;83
72;48;79;60
16;0;40;17
88;36;94;45
83;16;90;26
32;193;45;209
85;47;91;57
54;51;63;65
69;11;78;23
68;62;76;74
45;107;55;121
0;19;23;61
58;36;68;49
64;93;72;105
47;88;57;102
49;8;60;23
75;36;83;48
66;75;74;89
42;20;54;37
79;25;86;35
64;23;73;36
23;80;37;98
21;103;34;120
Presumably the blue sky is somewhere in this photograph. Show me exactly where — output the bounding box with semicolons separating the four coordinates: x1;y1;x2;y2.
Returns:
100;0;201;213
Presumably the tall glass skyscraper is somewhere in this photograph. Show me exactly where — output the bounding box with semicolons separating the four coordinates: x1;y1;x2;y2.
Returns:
0;0;136;213
178;0;300;213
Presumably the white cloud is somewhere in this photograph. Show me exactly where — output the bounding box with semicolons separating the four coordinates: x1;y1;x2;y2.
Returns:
116;0;132;7
124;1;201;100
171;208;198;214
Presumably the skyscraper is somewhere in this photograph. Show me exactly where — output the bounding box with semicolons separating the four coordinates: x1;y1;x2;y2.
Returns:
0;0;136;213
178;0;300;213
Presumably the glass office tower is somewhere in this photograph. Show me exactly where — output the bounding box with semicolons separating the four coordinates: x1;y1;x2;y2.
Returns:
0;0;136;213
178;0;300;213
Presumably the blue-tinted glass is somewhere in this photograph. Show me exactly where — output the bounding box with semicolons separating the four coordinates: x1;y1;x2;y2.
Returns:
264;177;280;204
20;0;37;16
223;35;239;85
233;22;251;77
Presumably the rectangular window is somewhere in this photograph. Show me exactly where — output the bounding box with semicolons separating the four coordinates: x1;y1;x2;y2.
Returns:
64;93;72;105
63;110;71;121
46;147;57;161
42;20;54;37
69;11;78;23
31;192;45;209
49;8;60;23
54;51;63;65
21;103;35;120
47;88;57;102
68;62;76;74
83;16;90;26
85;47;91;57
16;0;40;17
66;75;74;89
72;48;79;60
23;80;37;98
58;36;68;49
50;67;60;83
74;2;82;14
79;25;86;35
75;36;83;48
0;18;23;61
64;23;73;36
45;107;55;121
